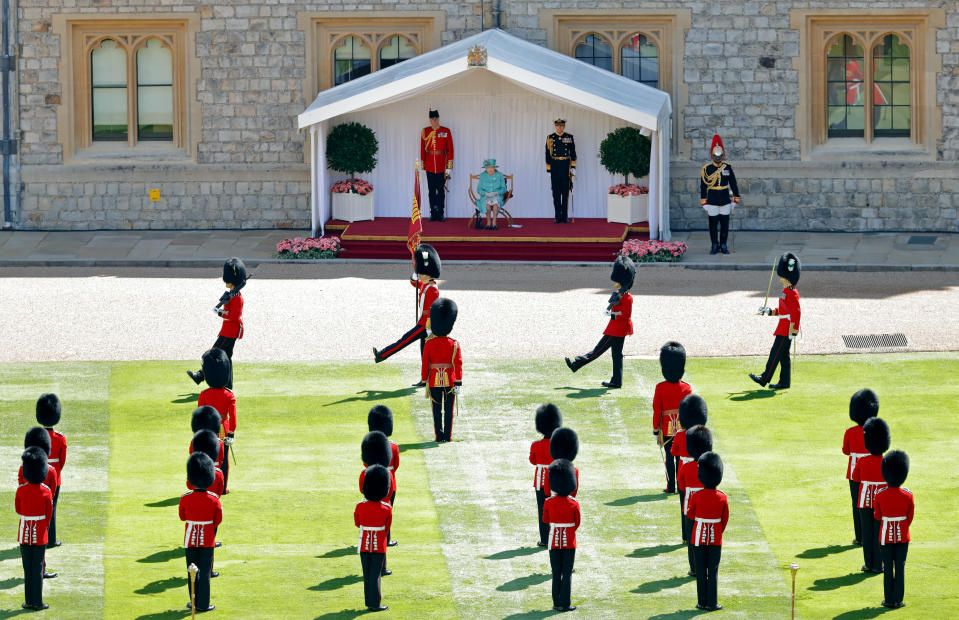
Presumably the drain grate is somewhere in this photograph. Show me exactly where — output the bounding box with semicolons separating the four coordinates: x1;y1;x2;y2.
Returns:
908;235;937;245
842;333;908;348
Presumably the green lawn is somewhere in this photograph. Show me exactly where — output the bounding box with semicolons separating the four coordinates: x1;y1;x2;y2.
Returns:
0;354;956;619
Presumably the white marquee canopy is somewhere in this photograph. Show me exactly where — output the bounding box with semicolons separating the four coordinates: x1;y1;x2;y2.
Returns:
298;29;672;240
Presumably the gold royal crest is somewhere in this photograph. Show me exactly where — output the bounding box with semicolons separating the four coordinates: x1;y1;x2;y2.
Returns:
467;45;487;67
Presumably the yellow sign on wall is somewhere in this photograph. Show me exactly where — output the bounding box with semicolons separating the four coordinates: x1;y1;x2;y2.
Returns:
149;189;161;201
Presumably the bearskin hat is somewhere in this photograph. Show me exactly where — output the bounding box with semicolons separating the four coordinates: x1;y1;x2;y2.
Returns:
414;244;441;279
428;109;440;119
776;252;801;286
535;403;563;438
36;393;62;426
849;388;879;425
222;257;247;287
368;405;394;437
685;425;713;460
201;348;232;390
697;451;724;489
362;464;392;502
361;431;392;468
863;417;891;456
679;394;708;430
610;255;636;290
187;452;216;490
24;426;52;455
428;298;457;337
881;450;910;488
550;427;579;462
192;429;220;463
659;341;687;383
548;459;578;497
191;405;222;435
22;447;48;485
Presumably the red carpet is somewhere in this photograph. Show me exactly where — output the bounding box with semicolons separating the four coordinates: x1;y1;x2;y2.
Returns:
329;218;649;261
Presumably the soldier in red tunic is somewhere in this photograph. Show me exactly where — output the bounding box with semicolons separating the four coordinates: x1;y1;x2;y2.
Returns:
368;405;399;546
35;394;65;549
190;406;225;472
653;342;692;493
544;427;579;499
678;425;713;576
530;404;562;547
842;389;879;546
565;255;636;388
419;109;454;221
188;430;225;498
688;451;729;612
750;253;801;389
851;417;890;574
874;450;913;609
671;394;709;543
421;298;462;442
18;428;59;579
374;244;441;388
16;447;54;611
543;459;580;612
198;348;236;493
189;257;247;390
355;464;392;612
179;452;222;613
360;430;396;572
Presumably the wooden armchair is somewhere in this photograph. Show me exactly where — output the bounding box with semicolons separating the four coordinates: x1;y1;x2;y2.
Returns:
467;173;514;229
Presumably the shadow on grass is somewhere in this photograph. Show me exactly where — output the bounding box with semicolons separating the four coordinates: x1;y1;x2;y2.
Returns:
627;543;685;559
324;388;417;407
632;575;693;594
606;493;664;506
497;573;551;591
309;574;363;591
798;543;857;559
135;576;186;595
134;611;190;620
0;576;24;590
144;497;180;508
809;571;874;591
0;547;21;561
833;607;894;620
501;610;563;619
137;548;182;564
317;546;356;559
485;546;544;560
171;393;200;404
0;610;33;619
398;441;439;453
727;389;776;402
647;610;708;619
314;611;376;619
555;386;609;399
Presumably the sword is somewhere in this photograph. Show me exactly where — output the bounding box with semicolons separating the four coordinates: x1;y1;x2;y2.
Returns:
568;170;575;223
760;259;775;313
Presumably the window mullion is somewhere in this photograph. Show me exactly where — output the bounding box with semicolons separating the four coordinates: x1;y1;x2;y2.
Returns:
864;37;874;143
127;43;137;147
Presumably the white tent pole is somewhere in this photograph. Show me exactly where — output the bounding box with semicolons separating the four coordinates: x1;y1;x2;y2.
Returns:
309;126;319;237
647;130;659;240
659;119;671;241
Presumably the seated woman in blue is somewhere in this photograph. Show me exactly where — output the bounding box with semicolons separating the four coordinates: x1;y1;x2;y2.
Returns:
475;158;507;230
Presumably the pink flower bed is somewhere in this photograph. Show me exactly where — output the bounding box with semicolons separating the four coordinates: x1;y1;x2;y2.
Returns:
608;183;649;196
331;179;374;195
620;239;687;263
274;235;343;259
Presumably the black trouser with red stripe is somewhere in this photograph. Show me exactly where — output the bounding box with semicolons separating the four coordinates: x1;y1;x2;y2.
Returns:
569;335;624;385
881;542;908;605
679;491;688;542
549;548;575;609
20;544;45;608
685;517;696;573
663;437;677;493
426;171;446;220
47;486;59;547
430;387;455;441
378;325;426;361
758;335;791;387
536;488;549;545
185;547;214;611
860;508;882;572
693;545;722;608
849;479;862;543
360;552;386;608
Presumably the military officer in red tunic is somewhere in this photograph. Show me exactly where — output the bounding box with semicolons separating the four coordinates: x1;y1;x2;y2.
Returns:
750;252;801;389
543;459;580;612
874;450;913;609
16;447;54;611
197;348;236;493
189;257;247;390
653;342;692;493
688;451;729;612
180;452;222;613
355;464;392;612
36;394;65;549
420;109;454;221
530;404;562;547
421;298;462;442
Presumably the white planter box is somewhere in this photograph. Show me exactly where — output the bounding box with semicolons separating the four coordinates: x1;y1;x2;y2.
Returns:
606;193;649;224
331;190;374;222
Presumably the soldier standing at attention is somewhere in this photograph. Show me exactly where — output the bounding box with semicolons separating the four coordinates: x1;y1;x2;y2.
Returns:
700;135;740;255
546;119;576;223
420;109;454;221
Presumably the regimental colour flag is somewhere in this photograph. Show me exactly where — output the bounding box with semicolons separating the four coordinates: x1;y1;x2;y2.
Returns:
407;169;423;255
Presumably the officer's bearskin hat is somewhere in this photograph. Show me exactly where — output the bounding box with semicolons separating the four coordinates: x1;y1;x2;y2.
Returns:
428;108;440;119
191;405;222;435
863;417;891;456
361;431;392;468
776;252;801;286
429;298;457;337
201;348;232;390
192;429;220;463
21;446;48;485
414;243;441;279
550;427;579;462
187;452;216;491
881;450;910;488
24;426;52;456
535;403;563;438
679;394;708;430
368;405;394;437
849;388;879;425
685;425;714;460
610;255;636;290
222;257;247;287
548;459;578;497
697;451;724;489
36;393;61;427
660;341;687;383
362;464;392;502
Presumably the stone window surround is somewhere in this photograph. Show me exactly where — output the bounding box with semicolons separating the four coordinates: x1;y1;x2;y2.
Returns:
540;9;691;158
51;14;201;163
791;9;945;161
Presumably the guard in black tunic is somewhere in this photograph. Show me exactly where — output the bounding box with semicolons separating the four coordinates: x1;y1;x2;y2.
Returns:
700;135;740;255
546;119;577;223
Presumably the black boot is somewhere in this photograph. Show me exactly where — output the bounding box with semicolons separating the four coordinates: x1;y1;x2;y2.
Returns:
707;215;719;254
187;370;204;385
603;352;623;388
710;243;720;255
719;214;730;254
749;373;766;387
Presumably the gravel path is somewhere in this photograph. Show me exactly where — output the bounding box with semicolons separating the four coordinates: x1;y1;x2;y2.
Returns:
1;264;957;363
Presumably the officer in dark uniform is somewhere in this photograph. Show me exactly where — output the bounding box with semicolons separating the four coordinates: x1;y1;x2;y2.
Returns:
546;119;577;223
700;135;740;255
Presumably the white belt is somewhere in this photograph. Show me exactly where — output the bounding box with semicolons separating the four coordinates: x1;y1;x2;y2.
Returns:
184;520;214;547
684;487;703;514
848;452;868;476
534;464;548;490
693;517;721;545
859;481;882;506
358;526;386;553
778;314;790;320
19;515;45;521
881;516;907;544
680;456;693;465
548;523;575;550
48;459;60;463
